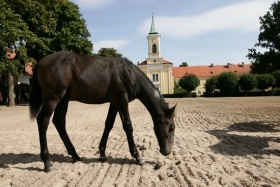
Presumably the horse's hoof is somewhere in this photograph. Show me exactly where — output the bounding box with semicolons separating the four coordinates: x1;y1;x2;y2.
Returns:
44;167;52;173
72;154;82;163
72;156;82;163
43;161;52;172
99;156;107;162
137;159;145;166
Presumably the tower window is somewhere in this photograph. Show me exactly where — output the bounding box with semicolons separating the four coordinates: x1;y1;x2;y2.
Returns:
152;44;157;53
152;73;159;82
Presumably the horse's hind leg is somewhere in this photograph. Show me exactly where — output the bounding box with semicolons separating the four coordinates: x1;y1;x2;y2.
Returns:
98;104;118;162
52;95;81;163
36;99;57;172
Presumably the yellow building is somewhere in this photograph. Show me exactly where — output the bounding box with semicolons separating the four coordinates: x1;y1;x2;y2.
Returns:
137;16;174;94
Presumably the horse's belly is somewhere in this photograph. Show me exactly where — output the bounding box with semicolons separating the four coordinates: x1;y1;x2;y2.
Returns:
69;86;109;104
71;95;108;104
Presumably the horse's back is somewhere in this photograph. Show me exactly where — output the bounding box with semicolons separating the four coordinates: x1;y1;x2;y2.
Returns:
37;51;139;104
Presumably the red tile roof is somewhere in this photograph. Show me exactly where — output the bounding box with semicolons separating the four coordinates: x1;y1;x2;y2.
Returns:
172;64;252;78
5;50;16;59
25;62;33;75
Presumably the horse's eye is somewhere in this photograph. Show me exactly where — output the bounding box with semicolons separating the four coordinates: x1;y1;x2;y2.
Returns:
168;122;175;132
169;125;174;132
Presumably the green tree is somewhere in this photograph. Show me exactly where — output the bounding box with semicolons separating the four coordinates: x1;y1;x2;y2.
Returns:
174;81;186;94
204;76;218;96
238;73;257;96
6;0;60;60
256;74;275;95
0;0;41;106
178;74;200;97
179;62;188;67
272;70;280;88
51;1;93;55
97;48;123;57
217;72;238;96
7;0;93;61
1;0;93;106
247;2;280;73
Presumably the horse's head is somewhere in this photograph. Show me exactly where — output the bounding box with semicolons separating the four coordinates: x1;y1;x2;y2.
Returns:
154;104;176;156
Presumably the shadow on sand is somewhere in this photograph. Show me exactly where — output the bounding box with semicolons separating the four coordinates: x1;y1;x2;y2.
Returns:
0;153;156;172
207;121;280;156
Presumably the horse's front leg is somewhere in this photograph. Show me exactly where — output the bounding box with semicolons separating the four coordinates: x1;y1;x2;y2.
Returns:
119;107;145;165
98;104;118;162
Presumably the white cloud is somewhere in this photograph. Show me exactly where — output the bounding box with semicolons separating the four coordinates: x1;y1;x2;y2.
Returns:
94;40;129;51
139;0;273;39
71;0;115;9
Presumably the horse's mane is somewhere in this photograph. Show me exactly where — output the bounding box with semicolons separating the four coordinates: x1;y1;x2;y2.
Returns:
124;60;169;111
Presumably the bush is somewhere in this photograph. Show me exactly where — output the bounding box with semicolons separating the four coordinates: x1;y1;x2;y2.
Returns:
256;74;275;95
239;73;257;95
272;70;280;88
204;76;218;95
178;74;200;97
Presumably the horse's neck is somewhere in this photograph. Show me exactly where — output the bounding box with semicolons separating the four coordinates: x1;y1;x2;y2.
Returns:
138;84;165;118
133;66;166;118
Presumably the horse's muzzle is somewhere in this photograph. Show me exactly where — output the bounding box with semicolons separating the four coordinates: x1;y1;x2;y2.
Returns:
160;148;171;156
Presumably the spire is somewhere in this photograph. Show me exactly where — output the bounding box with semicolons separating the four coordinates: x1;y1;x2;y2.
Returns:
149;13;158;35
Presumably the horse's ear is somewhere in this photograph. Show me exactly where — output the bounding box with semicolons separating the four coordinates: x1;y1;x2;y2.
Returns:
165;104;177;118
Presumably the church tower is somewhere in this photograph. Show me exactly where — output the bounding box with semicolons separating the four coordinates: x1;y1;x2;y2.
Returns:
146;15;163;64
138;15;174;94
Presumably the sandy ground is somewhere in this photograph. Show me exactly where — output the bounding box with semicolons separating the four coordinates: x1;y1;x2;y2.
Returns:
0;97;280;187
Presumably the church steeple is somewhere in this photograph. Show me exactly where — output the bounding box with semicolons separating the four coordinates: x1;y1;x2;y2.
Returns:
149;14;158;35
147;14;161;62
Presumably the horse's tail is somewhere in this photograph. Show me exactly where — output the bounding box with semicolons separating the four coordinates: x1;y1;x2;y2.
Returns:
29;65;43;120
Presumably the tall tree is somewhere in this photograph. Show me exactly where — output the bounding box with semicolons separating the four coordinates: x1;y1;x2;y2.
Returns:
7;0;93;61
51;1;93;55
0;0;41;106
1;0;93;106
247;2;280;73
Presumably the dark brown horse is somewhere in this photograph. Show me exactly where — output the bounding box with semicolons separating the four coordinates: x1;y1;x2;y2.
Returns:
29;51;176;172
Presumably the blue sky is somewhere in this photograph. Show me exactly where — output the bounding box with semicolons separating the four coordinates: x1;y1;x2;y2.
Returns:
71;0;276;66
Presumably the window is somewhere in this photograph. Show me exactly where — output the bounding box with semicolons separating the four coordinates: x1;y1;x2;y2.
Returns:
152;44;157;53
152;74;159;82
